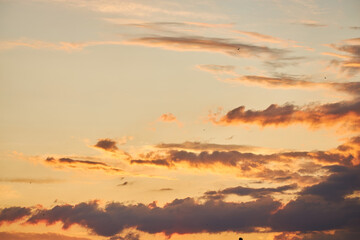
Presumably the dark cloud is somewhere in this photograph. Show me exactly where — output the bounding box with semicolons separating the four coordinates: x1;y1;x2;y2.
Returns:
205;184;298;200
94;139;119;152
26;197;280;236
270;195;360;232
212;100;360;130
126;36;286;59
270;165;360;232
0;207;32;225
302;165;360;201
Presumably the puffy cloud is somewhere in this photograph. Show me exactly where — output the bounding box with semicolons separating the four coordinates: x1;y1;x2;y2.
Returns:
0;207;32;225
211;100;360;130
26;197;280;236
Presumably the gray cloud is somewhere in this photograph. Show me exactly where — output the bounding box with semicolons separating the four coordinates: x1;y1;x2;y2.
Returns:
26;197;280;236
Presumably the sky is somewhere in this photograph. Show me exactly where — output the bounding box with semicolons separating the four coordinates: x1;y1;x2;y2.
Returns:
0;0;359;239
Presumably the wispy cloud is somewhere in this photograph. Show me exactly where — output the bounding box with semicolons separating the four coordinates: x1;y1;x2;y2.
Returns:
0;39;124;52
124;36;286;59
155;141;259;152
0;178;62;184
45;157;124;173
294;19;327;27
196;64;237;75
0;232;92;240
324;38;360;77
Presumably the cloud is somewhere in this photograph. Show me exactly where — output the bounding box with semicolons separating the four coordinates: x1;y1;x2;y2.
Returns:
124;36;286;59
196;64;236;75
0;207;32;225
295;20;327;27
155;141;259;152
94;139;119;152
0;178;62;184
224;75;317;88
198;65;360;96
159;113;177;122
130;159;172;167
0;232;92;240
270;165;360;232
41;0;221;20
26;197;280;236
0;39;124;52
131;136;360;173
204;184;297;200
158;188;173;191
158;113;182;127
4;163;360;237
234;30;312;50
273;230;360;240
211;99;360;130
325;38;360;76
110;232;140;240
45;157;123;173
301;165;360;201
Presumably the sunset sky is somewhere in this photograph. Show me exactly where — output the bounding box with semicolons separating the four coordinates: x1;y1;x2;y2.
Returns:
0;0;360;239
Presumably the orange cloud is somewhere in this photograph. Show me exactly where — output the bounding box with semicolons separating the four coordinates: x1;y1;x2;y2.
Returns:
158;113;182;127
